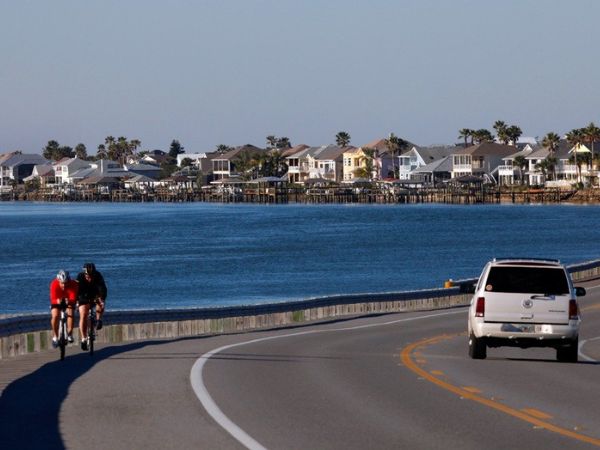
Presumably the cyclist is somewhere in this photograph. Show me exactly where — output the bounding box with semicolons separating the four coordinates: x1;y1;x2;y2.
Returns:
76;262;107;350
49;270;79;348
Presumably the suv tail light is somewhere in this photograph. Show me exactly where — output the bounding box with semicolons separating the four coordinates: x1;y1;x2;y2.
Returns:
569;299;579;320
475;297;485;317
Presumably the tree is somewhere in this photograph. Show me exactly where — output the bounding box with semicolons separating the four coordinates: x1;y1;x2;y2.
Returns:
336;131;351;147
584;122;600;182
354;147;377;180
566;128;585;183
43;140;60;160
542;132;560;181
513;155;528;185
74;143;87;160
216;144;232;154
276;137;291;149
385;133;409;179
458;128;473;147
42;140;74;161
266;135;292;150
266;135;278;149
169;140;184;159
96;144;107;160
180;158;194;168
472;129;494;144
493;121;508;144
505;125;522;146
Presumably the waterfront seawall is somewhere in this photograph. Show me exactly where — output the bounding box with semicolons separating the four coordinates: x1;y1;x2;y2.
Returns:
2;260;599;360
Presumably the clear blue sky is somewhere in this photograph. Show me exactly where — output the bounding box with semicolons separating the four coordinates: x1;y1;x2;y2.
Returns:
1;0;599;154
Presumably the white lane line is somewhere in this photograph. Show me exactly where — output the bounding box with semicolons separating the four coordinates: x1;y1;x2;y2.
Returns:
190;309;465;450
579;337;600;362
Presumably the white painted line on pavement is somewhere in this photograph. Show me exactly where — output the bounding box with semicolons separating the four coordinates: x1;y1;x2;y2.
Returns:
579;336;600;362
190;309;465;450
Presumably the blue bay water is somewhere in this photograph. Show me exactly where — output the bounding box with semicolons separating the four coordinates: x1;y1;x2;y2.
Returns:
1;202;600;315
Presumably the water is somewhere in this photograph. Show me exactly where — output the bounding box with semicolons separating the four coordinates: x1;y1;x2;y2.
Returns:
1;202;599;315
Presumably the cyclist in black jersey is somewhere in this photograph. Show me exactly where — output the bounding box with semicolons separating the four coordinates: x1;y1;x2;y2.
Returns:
76;263;107;350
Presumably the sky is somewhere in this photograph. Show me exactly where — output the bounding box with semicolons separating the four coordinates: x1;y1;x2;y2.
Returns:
1;0;599;155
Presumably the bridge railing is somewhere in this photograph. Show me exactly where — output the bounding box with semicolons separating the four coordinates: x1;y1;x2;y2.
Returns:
1;260;598;359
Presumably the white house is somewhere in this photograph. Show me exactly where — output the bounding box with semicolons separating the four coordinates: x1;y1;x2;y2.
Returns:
53;156;91;184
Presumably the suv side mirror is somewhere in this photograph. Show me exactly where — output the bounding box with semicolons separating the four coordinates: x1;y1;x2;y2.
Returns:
575;286;586;297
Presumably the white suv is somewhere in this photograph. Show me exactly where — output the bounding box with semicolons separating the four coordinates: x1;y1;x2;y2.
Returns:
467;258;585;362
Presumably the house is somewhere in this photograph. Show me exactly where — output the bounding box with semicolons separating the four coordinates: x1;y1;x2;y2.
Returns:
342;147;365;181
124;162;161;180
23;164;55;186
176;152;208;167
140;149;169;165
398;145;456;180
497;145;535;185
53;156;91;184
286;146;317;184
306;145;348;182
0;152;49;187
70;159;131;185
211;145;265;180
450;143;517;183
525;140;580;186
409;156;453;185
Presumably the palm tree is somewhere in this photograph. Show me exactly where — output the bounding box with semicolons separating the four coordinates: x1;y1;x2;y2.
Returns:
385;133;409;179
355;147;377;180
506;125;522;146
513;155;528;185
216;144;232;154
74;143;87;160
458;128;473;147
493;121;508;144
472;129;494;144
584;122;600;184
542;132;560;182
336;131;351;147
96;144;107;160
266;135;278;149
566;128;585;183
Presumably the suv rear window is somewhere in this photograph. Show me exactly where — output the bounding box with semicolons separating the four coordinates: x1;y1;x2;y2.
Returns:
485;266;569;295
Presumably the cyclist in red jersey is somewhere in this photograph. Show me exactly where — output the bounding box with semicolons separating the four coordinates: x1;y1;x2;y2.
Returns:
50;270;79;348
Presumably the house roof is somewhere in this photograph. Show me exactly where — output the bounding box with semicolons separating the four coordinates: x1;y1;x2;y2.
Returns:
215;144;265;160
411;156;453;173
1;153;48;167
453;142;517;157
312;145;350;161
281;144;309;157
502;146;535;161
407;145;457;163
361;137;417;154
526;140;571;160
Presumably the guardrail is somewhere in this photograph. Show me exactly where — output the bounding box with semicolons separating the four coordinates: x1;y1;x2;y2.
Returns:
1;260;599;359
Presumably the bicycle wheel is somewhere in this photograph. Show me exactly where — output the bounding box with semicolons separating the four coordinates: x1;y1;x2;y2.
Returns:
59;319;67;361
88;313;95;356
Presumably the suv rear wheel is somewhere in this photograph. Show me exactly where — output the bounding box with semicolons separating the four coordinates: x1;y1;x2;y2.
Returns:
469;333;487;359
556;338;578;363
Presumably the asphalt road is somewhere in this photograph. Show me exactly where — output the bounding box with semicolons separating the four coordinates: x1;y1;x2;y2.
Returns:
1;282;599;450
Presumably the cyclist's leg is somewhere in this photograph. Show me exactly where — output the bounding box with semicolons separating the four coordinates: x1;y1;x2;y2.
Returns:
96;298;105;328
79;303;90;341
50;307;60;339
66;304;75;336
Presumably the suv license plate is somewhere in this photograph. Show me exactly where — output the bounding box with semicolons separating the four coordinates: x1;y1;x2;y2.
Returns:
501;324;552;333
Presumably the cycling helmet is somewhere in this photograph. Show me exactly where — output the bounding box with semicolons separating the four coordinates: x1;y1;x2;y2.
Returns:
83;262;96;274
57;270;70;283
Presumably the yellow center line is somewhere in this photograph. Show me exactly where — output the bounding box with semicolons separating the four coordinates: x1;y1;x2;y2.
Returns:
400;334;600;447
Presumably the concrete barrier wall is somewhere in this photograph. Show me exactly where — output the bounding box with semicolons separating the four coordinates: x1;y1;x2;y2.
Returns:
1;259;599;360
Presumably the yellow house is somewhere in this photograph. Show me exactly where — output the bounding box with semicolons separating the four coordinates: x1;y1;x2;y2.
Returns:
342;147;367;181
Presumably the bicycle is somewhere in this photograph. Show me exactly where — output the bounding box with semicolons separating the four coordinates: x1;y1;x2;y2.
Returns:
57;298;69;361
85;300;98;356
